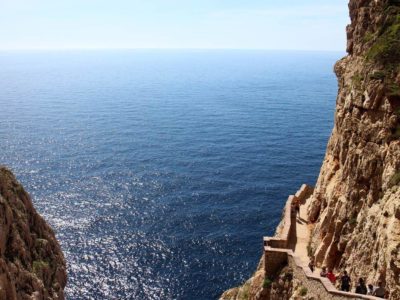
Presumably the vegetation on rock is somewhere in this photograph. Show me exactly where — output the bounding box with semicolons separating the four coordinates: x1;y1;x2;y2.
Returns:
299;286;308;296
367;7;400;64
262;278;272;288
0;167;67;300
389;171;400;187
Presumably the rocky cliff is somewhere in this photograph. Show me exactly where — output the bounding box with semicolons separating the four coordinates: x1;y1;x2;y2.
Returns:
0;167;66;299
221;0;400;299
307;0;400;298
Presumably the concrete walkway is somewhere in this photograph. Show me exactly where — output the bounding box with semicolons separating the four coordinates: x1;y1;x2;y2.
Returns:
293;200;312;266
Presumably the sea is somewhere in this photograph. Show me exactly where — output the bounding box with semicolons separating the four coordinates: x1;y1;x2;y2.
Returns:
0;50;340;300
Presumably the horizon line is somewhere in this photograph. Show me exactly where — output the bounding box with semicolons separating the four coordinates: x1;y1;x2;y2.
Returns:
0;47;346;53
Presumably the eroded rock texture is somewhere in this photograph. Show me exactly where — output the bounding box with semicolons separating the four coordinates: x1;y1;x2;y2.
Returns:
307;0;400;298
0;167;66;299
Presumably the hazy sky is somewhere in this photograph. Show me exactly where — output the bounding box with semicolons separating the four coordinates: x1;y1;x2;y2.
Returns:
0;0;350;51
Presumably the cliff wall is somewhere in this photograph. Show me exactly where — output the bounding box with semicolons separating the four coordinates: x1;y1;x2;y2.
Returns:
0;167;66;299
307;0;400;298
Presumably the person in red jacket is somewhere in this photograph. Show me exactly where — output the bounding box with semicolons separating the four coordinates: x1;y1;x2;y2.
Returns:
327;269;337;284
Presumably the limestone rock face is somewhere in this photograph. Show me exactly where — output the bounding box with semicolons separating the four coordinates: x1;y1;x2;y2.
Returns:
0;167;67;299
307;0;400;298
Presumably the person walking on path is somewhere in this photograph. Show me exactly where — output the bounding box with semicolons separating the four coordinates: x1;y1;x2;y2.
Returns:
308;257;315;273
355;278;367;295
373;281;386;298
292;198;300;217
320;266;328;277
327;269;336;284
367;284;374;295
340;270;351;292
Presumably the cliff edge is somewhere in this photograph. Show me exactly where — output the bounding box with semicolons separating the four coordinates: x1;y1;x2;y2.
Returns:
0;167;67;299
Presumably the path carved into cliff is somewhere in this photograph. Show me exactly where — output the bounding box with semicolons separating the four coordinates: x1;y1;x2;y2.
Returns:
263;184;385;300
293;198;312;265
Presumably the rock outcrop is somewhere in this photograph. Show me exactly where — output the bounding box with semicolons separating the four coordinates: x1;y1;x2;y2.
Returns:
307;0;400;298
220;193;298;300
0;167;66;299
219;240;291;300
221;0;400;299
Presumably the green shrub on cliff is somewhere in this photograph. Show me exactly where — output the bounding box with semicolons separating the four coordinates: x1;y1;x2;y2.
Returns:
263;278;272;288
35;238;48;246
32;260;49;275
240;283;250;300
351;73;363;89
299;286;308;296
349;217;357;226
363;31;375;43
387;83;400;96
389;171;400;187
369;70;387;80
367;13;400;64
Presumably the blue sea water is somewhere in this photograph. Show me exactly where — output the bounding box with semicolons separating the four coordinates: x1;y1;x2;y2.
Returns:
0;50;340;300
